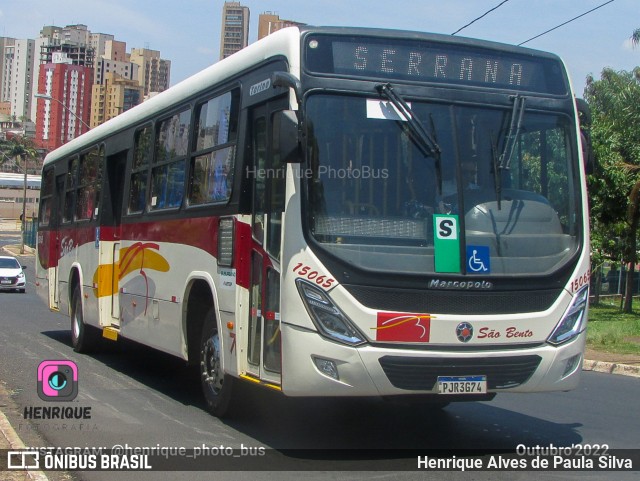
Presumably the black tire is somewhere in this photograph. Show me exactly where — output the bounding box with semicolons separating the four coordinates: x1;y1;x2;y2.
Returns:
70;286;100;353
200;307;234;417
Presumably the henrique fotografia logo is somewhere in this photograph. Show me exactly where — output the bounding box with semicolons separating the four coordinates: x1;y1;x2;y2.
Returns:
37;360;79;402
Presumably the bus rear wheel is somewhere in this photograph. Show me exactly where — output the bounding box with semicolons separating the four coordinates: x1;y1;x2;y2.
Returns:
200;308;234;417
70;286;100;353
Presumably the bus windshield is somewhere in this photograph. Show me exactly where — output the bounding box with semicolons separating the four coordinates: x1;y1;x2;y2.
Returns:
305;93;581;276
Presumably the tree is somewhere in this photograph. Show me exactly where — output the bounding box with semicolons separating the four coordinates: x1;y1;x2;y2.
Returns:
0;134;38;171
0;133;40;251
585;68;640;312
632;28;640;48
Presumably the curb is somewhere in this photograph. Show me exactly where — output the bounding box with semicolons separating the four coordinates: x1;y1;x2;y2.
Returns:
2;244;35;257
0;397;49;481
583;359;640;377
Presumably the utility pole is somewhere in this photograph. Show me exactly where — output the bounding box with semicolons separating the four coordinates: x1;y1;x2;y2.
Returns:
20;124;27;254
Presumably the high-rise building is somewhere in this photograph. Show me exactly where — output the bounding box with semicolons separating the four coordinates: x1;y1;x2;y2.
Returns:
94;41;137;86
60;24;91;47
2;39;36;122
38;24;95;68
36;60;92;151
257;12;306;40
0;37;16;103
33;25;94;149
91;39;140;127
91;72;142;127
89;32;115;59
129;48;171;97
7;22;172;147
220;1;250;60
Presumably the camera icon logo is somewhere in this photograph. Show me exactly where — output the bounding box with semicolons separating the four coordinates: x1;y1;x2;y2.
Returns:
37;360;78;401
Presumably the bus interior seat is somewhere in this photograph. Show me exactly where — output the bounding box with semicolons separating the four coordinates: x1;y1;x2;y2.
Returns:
465;189;565;258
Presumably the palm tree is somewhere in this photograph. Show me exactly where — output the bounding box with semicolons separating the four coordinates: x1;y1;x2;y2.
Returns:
0;133;38;171
632;28;640;47
0;133;39;253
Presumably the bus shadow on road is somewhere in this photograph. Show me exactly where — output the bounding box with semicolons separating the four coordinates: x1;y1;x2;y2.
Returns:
42;328;202;408
223;380;584;452
42;328;583;456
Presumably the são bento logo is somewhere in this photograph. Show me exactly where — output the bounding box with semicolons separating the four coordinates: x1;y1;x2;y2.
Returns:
456;322;474;343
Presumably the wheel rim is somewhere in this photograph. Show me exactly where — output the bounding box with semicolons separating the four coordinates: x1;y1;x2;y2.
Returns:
202;332;223;395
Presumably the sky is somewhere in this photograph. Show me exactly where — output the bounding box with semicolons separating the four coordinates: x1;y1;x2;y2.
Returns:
0;0;638;96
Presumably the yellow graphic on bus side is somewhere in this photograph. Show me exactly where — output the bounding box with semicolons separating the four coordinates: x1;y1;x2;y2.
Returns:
92;242;170;298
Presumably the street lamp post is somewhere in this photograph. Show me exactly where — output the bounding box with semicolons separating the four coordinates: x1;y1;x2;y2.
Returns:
34;93;91;131
20;124;27;254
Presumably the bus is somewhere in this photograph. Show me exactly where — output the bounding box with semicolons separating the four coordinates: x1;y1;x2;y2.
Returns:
36;26;592;417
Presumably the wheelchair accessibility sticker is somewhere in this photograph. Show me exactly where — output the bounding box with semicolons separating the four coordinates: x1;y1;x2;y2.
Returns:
466;245;490;273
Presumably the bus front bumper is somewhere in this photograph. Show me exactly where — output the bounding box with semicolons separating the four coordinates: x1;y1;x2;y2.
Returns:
280;323;586;398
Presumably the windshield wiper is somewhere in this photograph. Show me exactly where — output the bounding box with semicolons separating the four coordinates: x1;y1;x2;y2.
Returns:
376;83;443;194
499;95;526;170
492;95;526;210
491;134;503;210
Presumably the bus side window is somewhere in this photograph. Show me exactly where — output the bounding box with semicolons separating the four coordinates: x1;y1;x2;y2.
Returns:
266;111;286;260
129;125;152;214
150;109;190;210
63;158;78;224
252;117;267;244
188;90;239;206
39;169;54;226
76;147;102;221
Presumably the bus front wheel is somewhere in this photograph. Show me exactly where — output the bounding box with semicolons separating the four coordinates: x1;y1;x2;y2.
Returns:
70;286;100;353
200;308;234;417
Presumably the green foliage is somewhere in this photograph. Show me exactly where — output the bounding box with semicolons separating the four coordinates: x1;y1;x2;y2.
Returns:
585;69;640;258
588;301;640;355
0;134;39;169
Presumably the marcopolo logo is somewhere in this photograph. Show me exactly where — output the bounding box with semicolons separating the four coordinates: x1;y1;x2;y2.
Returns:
37;360;79;402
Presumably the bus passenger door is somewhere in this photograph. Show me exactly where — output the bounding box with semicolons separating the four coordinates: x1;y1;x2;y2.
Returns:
49;174;65;310
99;151;126;326
245;102;287;384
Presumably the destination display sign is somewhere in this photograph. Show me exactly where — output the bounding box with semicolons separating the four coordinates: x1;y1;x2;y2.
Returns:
304;34;567;95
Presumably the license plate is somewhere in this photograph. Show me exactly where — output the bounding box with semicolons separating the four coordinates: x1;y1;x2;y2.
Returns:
437;375;487;395
0;280;11;285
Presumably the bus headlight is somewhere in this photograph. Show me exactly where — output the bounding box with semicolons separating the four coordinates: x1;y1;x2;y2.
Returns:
547;286;589;346
296;279;366;346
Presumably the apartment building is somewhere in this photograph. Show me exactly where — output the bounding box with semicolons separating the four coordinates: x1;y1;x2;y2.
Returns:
129;48;171;97
91;71;143;127
36;59;93;151
220;1;250;59
1;39;36;122
257;12;306;40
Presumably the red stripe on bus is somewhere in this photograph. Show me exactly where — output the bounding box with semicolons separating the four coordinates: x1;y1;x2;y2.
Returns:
235;221;252;289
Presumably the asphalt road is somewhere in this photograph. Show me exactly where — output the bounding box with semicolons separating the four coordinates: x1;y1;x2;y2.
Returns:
0;231;638;481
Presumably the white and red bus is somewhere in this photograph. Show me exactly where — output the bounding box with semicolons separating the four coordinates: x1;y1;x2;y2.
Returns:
36;26;591;416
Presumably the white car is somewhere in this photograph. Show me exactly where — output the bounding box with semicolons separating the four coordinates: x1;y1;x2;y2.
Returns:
0;256;26;293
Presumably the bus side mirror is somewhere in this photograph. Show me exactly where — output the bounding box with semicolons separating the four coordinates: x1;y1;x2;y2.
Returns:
274;110;301;164
575;98;595;174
